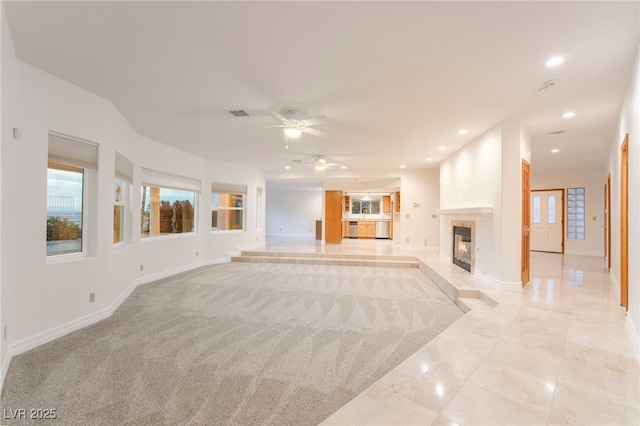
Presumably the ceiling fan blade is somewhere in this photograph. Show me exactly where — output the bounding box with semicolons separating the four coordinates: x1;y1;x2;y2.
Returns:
301;116;328;127
303;127;328;138
270;111;289;123
264;124;285;128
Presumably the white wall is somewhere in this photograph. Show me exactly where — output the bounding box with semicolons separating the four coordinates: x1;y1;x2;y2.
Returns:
265;188;322;238
0;14;265;387
532;167;606;257
398;170;440;249
608;44;640;353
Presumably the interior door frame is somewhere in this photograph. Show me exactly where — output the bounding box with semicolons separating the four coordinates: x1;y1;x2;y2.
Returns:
530;188;565;253
620;135;628;310
521;159;531;286
606;173;611;270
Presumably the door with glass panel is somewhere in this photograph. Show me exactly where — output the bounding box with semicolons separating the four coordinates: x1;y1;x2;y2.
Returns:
531;189;564;253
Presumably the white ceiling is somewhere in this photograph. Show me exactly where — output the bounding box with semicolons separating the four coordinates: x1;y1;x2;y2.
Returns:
3;1;639;183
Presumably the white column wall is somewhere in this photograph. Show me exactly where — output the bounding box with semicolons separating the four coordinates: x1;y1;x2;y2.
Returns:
439;121;530;286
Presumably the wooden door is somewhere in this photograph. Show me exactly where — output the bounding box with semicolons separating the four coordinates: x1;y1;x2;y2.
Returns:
607;173;611;269
325;190;343;244
621;135;628;310
531;189;563;253
521;160;531;285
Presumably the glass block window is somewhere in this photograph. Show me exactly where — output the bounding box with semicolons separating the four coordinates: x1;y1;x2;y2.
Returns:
567;187;585;239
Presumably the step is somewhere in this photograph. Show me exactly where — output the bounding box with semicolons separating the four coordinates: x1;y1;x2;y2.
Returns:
230;254;419;268
238;250;418;262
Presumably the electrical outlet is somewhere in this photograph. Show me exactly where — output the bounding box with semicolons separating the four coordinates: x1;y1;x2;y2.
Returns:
140;264;144;271
424;239;428;246
196;251;199;257
4;325;7;340
89;292;95;303
406;238;410;243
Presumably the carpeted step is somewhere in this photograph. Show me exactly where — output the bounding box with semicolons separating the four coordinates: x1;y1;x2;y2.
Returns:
231;254;419;268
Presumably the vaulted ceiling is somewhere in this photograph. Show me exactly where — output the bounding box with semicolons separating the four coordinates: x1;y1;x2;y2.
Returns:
3;1;639;181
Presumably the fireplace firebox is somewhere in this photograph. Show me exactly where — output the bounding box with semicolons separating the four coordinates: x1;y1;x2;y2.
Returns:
453;225;472;272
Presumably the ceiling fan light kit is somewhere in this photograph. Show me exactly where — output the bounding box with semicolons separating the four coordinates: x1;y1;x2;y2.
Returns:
283;126;302;138
269;110;329;139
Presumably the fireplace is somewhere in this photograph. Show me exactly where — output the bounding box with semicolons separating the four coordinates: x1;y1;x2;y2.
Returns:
452;221;475;273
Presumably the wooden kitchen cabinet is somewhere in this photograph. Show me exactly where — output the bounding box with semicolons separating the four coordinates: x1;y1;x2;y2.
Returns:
344;195;350;212
382;195;391;213
395;192;400;212
342;221;349;238
357;221;375;239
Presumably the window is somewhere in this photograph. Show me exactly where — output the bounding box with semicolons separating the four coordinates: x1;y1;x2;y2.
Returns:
211;183;247;231
256;186;263;230
567;187;585;239
47;133;97;257
547;195;556;224
114;153;133;245
532;196;541;223
141;169;199;238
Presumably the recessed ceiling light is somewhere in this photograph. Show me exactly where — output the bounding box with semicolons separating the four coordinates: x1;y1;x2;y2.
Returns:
545;56;564;67
458;129;468;135
438;146;446;151
551;149;560;153
400;165;406;169
341;165;347;169
285;165;291;170
562;112;576;118
426;157;432;161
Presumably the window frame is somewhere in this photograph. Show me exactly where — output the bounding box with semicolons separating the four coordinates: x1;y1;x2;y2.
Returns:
211;183;247;232
566;187;585;240
46;132;98;261
114;153;133;247
140;168;200;240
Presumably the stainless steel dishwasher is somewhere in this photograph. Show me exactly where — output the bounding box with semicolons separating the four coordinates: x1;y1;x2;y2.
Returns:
375;221;389;239
349;221;358;238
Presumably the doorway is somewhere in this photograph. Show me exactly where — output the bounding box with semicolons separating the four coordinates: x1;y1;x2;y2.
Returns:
531;189;564;253
606;174;611;270
521;159;531;285
620;135;628;311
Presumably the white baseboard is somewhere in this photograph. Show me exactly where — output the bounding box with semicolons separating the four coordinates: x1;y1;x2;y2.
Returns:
473;269;521;290
626;315;640;363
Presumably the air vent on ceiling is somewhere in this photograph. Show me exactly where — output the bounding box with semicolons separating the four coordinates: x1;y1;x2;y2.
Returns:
548;130;567;135
229;110;250;117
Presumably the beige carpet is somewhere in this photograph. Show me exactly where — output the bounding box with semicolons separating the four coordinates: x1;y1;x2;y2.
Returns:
1;262;463;425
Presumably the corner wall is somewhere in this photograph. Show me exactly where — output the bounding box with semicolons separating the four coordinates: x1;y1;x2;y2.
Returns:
0;14;265;389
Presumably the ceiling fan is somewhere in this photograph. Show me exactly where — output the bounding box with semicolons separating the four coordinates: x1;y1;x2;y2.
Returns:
267;110;329;138
293;155;343;173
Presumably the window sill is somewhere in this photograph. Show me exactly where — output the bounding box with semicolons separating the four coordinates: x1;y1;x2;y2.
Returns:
141;232;198;242
46;252;90;265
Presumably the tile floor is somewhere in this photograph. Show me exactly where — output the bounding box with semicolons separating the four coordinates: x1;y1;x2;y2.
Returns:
262;238;640;425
